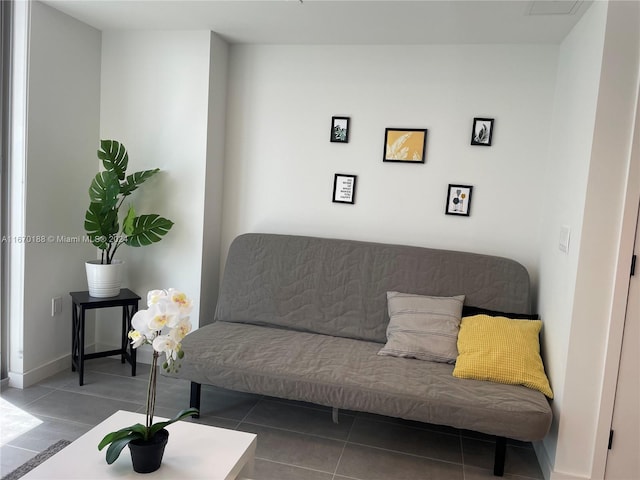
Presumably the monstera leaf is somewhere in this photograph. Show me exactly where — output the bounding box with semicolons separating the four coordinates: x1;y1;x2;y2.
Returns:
84;203;119;249
120;169;159;197
85;140;174;263
125;215;174;247
98;140;129;181
89;171;120;212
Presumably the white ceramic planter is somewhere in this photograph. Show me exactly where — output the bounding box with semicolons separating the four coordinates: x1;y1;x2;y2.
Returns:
85;260;124;298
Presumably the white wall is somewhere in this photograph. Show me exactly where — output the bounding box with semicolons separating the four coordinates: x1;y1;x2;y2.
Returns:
552;1;640;477
13;5;640;478
536;0;608;471
98;30;226;348
536;1;640;478
222;44;558;298
10;1;101;386
200;33;229;327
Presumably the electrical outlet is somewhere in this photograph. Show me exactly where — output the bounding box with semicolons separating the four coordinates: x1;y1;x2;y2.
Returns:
51;296;62;316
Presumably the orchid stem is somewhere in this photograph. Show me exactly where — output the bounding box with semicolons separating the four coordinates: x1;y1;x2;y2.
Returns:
145;349;159;439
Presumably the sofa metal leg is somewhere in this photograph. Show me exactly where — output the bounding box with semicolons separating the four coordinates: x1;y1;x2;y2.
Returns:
494;436;507;476
190;382;201;418
332;407;339;424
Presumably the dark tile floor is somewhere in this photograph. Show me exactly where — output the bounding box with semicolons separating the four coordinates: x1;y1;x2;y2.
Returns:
0;358;543;479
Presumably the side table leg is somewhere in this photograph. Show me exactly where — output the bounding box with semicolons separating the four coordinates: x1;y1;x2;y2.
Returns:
71;304;78;372
79;308;86;386
126;304;137;377
120;306;127;364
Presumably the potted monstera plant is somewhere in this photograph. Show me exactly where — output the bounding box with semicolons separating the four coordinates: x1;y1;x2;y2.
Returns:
84;140;174;297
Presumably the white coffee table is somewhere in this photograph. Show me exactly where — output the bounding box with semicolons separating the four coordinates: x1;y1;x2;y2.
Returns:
21;410;257;479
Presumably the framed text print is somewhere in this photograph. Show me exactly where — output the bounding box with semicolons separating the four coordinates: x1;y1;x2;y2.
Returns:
332;174;357;204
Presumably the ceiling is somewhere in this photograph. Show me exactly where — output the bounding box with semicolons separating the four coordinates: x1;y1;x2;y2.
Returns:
42;0;592;45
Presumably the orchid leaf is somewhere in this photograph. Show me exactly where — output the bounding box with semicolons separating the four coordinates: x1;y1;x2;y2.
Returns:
125;215;174;247
98;140;128;181
148;408;199;437
98;429;133;451
98;423;147;451
105;435;139;464
99;422;148;464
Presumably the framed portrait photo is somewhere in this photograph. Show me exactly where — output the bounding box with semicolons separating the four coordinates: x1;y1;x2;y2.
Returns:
330;116;350;143
383;128;427;163
332;174;357;204
445;184;473;216
470;118;494;146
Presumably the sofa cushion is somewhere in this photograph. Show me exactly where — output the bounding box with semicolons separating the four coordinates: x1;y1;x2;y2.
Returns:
215;234;533;343
180;321;553;441
453;315;553;398
378;292;465;363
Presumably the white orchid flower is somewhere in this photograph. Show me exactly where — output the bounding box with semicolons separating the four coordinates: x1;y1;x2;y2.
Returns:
131;310;154;341
152;334;179;359
147;289;168;307
167;288;193;315
128;330;147;349
147;301;181;331
128;289;193;371
169;317;192;342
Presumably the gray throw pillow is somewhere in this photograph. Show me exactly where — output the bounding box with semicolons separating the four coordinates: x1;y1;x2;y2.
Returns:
378;292;465;364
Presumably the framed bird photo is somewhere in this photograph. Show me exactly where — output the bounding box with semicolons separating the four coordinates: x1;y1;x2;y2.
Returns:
470;118;494;146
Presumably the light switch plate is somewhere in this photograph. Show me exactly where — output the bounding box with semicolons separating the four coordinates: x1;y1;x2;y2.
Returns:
559;225;571;253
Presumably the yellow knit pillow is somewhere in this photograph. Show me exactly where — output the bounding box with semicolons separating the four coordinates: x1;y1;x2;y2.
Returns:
453;315;553;398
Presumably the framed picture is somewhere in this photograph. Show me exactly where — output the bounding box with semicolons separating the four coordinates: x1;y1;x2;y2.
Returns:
383;128;427;163
446;184;473;216
332;174;357;204
330;116;350;143
470;118;494;146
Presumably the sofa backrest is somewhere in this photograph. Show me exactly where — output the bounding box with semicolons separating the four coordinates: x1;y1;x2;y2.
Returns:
215;233;532;343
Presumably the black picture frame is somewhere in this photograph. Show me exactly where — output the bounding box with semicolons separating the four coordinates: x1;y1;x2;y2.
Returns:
445;184;473;216
332;174;357;204
470;118;494;146
330;116;350;143
383;128;427;163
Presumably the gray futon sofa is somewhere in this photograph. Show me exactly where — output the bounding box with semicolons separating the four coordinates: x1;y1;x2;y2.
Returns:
178;233;552;476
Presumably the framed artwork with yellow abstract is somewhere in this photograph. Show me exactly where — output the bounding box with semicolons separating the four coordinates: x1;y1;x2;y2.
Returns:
446;184;473;216
383;128;427;163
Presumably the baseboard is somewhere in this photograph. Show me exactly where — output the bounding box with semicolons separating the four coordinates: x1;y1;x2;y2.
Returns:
8;352;70;389
533;442;592;480
6;343;153;389
550;472;591;480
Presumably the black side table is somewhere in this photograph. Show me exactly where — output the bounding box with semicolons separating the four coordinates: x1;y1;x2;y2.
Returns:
70;288;140;386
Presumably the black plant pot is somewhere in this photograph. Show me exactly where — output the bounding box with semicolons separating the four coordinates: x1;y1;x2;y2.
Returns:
128;429;169;474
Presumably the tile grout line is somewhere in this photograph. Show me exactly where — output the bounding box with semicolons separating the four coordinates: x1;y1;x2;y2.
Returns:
234;395;266;430
331;410;356;480
1;443;40;454
252;457;336;478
